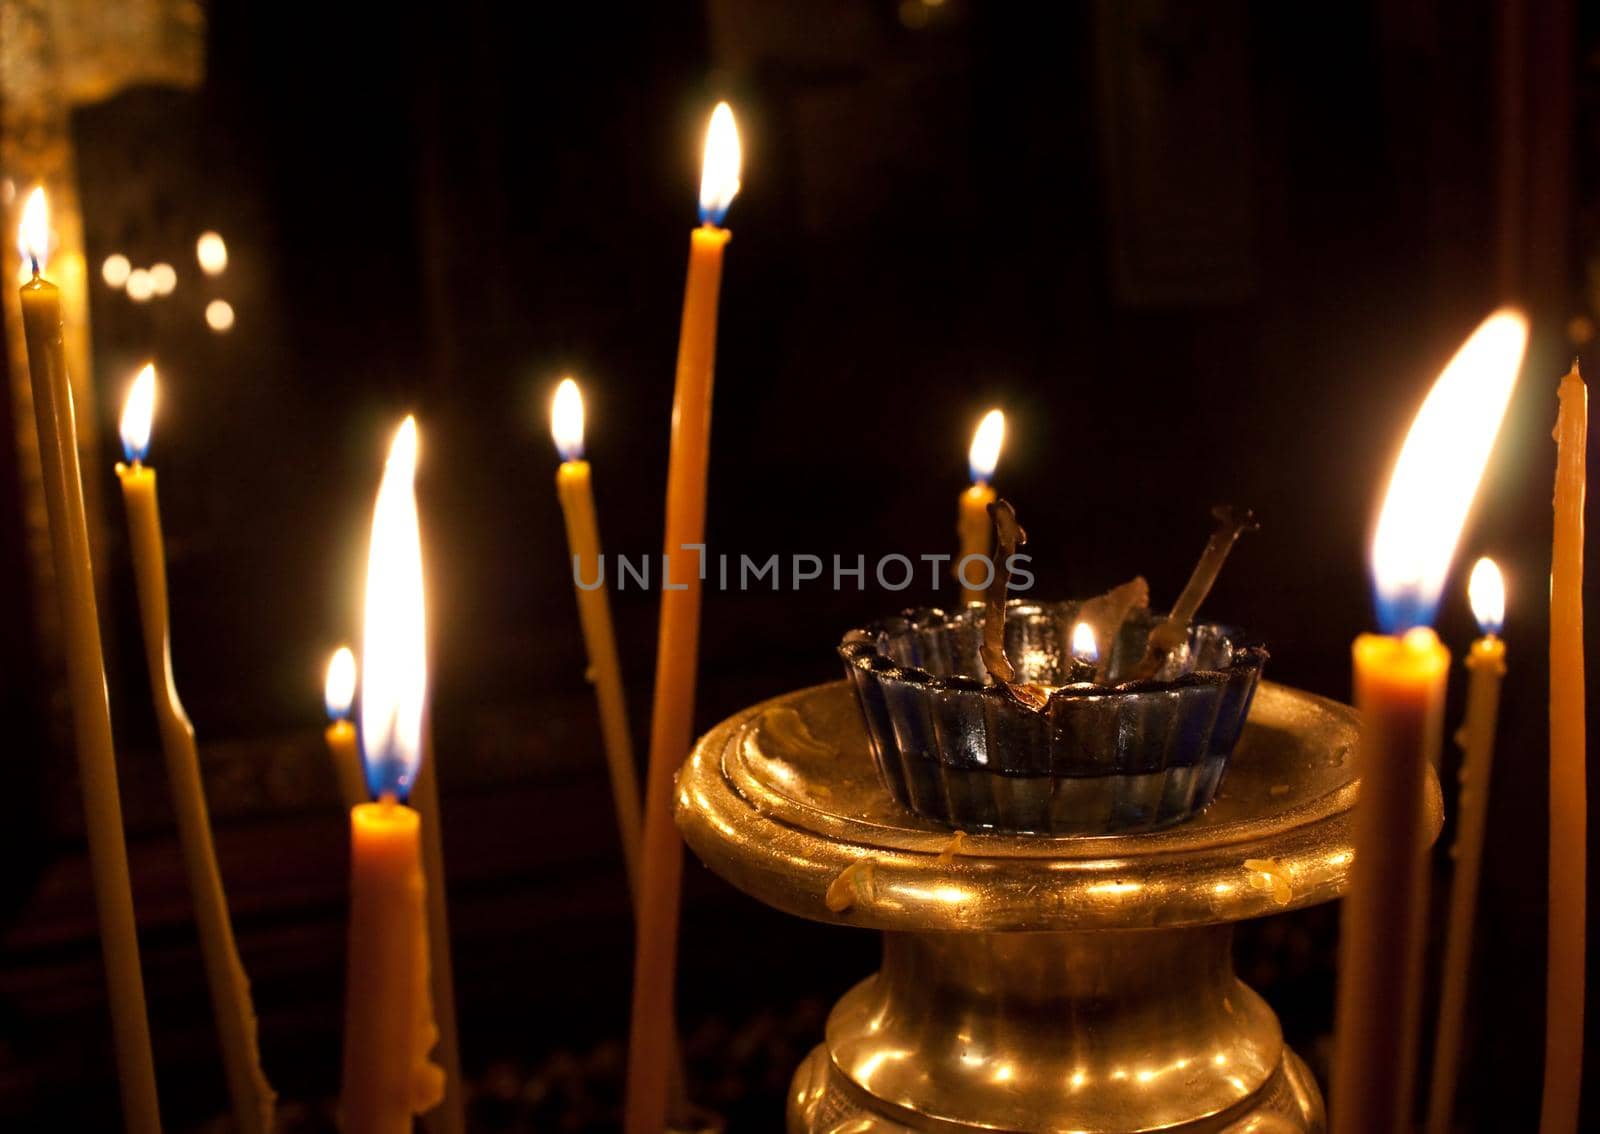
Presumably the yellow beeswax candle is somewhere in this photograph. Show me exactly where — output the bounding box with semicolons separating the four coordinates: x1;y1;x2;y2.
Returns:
342;417;444;1134
343;798;442;1134
552;377;643;896
1331;309;1526;1134
626;102;740;1134
17;189;161;1134
410;743;464;1134
1426;557;1506;1134
116;364;274;1134
957;409;1003;607
1337;628;1449;1134
324;647;367;811
1541;360;1587;1134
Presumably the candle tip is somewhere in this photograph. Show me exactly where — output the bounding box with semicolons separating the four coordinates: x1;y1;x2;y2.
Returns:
968;409;1005;484
698;102;742;226
17;186;49;275
119;363;157;463
1468;557;1505;636
325;646;357;721
551;377;585;461
1070;620;1100;665
1370;309;1527;633
361;416;427;802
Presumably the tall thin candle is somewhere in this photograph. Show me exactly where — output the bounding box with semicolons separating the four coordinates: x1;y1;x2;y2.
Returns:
551;377;643;895
1331;309;1526;1134
625;103;741;1134
324;647;366;810
554;379;691;1116
1541;359;1587;1134
116;364;275;1134
957;409;1004;606
341;417;445;1134
1425;557;1507;1134
17;188;161;1134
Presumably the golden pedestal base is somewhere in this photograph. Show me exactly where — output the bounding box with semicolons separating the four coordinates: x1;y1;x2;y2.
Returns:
675;681;1440;1133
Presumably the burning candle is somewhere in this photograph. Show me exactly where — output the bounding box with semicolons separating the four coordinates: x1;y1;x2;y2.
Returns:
957;408;1004;606
552;377;643;896
116;364;276;1134
1425;557;1506;1134
626;101;741;1134
17;189;162;1133
1541;359;1587;1134
325;646;366;810
341;417;445;1134
1070;619;1098;665
1330;309;1526;1134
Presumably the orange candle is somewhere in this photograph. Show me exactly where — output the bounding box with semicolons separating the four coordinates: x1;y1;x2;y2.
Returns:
409;739;464;1134
324;646;367;811
551;377;643;895
1426;557;1506;1134
957;408;1003;606
625;102;741;1134
341;417;445;1134
1541;359;1586;1134
1331;309;1527;1134
116;365;275;1134
17;188;162;1133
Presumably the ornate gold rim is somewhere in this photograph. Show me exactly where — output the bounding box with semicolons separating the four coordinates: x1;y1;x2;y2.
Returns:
676;680;1443;933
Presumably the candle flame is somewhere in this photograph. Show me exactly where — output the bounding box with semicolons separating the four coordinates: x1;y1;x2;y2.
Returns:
1071;620;1099;664
699;102;742;226
1370;308;1526;633
119;363;157;463
551;377;585;462
17;186;47;274
1468;557;1505;636
324;646;357;720
360;416;427;800
968;409;1005;484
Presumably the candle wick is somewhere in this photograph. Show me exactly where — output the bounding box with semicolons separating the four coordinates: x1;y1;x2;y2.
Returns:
29;255;39;277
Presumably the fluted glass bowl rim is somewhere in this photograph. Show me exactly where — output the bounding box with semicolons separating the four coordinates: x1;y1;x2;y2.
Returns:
836;600;1267;701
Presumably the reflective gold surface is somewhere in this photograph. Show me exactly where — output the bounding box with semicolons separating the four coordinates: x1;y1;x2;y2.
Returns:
676;680;1441;1132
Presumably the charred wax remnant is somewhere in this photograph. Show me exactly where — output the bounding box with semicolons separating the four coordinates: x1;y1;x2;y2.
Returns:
1132;505;1258;681
1077;576;1151;683
979;499;1028;685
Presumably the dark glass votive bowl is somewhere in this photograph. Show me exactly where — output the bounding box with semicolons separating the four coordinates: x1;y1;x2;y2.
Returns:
837;601;1267;835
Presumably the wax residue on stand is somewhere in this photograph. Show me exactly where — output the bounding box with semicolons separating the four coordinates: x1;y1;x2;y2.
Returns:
1244;858;1294;906
825;860;878;912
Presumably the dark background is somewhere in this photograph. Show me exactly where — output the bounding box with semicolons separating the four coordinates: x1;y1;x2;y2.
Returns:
0;0;1596;1129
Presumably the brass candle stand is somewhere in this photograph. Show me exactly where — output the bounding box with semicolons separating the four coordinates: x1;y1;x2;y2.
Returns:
675;680;1441;1133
